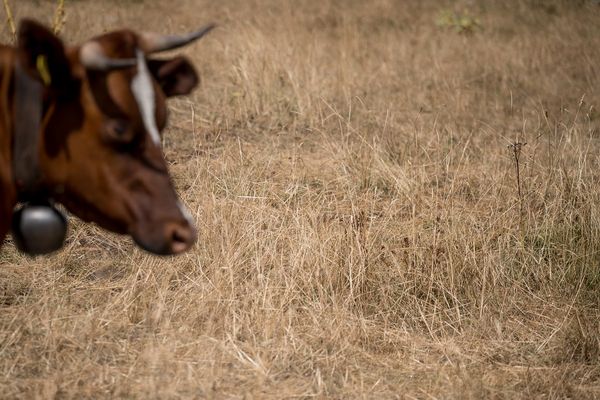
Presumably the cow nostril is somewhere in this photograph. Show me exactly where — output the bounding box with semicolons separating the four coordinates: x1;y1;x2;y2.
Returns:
168;223;196;254
172;229;186;244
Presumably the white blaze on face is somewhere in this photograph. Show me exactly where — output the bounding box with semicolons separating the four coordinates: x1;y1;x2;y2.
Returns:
131;49;161;145
177;200;194;225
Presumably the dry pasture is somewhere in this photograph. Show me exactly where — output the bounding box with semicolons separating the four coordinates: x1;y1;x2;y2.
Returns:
1;0;600;398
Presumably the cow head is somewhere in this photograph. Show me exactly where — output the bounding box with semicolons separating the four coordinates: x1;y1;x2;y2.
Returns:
16;19;214;255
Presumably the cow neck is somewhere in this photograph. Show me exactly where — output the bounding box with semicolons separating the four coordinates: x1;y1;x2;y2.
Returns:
12;60;47;202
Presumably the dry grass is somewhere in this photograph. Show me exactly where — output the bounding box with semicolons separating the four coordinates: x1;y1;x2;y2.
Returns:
2;0;600;398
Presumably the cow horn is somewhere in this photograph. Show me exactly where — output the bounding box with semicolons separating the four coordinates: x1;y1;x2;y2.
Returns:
79;41;137;71
140;23;216;54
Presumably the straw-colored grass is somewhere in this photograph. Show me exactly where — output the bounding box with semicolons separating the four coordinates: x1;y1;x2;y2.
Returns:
2;0;16;41
2;0;66;42
1;0;600;398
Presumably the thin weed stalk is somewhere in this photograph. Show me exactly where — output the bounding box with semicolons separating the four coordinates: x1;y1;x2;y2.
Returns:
53;0;66;34
509;141;527;234
2;0;15;42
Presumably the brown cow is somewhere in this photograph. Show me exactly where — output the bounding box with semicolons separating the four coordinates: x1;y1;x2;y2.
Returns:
0;19;214;255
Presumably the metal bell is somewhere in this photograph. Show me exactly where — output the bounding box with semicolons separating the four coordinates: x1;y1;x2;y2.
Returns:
11;202;68;255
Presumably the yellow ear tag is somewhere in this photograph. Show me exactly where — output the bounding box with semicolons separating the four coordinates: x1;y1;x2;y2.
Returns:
36;55;51;86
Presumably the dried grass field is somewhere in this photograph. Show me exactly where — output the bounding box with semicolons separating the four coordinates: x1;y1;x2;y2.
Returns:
1;0;600;398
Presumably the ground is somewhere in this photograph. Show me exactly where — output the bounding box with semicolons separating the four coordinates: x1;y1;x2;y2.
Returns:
1;0;600;398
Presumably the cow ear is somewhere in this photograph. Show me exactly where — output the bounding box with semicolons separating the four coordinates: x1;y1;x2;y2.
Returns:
17;19;73;92
148;56;199;97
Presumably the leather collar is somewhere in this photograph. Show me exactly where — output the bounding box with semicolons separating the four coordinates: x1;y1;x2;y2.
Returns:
13;59;46;202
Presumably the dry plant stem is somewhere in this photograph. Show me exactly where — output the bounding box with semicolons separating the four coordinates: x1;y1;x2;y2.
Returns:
53;0;66;34
2;0;15;42
509;141;526;233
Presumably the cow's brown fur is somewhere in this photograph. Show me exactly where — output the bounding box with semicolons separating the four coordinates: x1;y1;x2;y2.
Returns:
0;20;202;255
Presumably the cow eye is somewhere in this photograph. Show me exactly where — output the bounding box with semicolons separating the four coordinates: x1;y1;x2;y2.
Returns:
104;119;134;144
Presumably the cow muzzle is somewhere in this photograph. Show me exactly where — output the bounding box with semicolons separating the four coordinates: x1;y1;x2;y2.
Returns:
132;218;197;255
